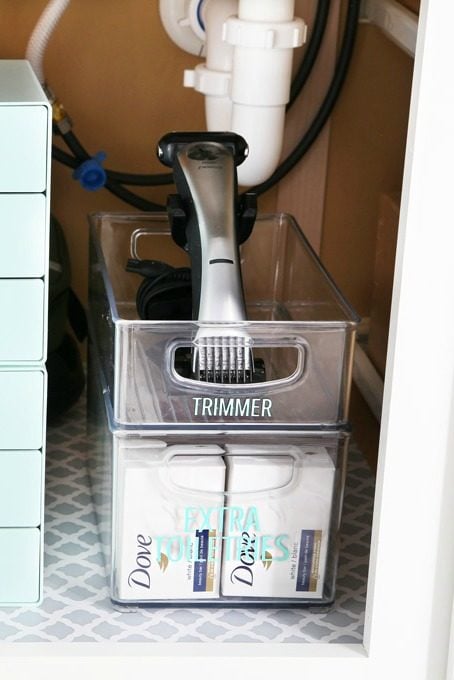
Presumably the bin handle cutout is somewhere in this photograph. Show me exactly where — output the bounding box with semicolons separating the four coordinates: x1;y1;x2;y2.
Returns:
160;448;301;498
167;336;309;393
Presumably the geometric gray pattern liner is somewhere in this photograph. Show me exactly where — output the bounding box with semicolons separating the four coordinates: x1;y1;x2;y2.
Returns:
0;399;374;644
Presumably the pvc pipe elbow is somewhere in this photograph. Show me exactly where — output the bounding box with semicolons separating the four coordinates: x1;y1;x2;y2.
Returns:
205;95;233;131
204;0;237;71
238;0;296;22
184;0;236;132
172;0;307;186
159;0;206;56
224;7;306;185
233;105;286;186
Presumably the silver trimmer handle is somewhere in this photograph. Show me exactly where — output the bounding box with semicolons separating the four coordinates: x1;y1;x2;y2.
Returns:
176;141;247;322
157;132;254;383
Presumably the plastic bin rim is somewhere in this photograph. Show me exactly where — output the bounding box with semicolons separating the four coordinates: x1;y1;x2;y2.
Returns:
88;210;361;326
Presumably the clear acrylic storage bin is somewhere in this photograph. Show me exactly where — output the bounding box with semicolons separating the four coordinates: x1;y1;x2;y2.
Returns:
87;367;350;607
88;212;359;431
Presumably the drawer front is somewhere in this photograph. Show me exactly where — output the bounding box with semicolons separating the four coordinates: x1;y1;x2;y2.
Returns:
0;279;45;361
0;106;48;192
0;371;45;450
0;194;46;277
0;451;42;526
0;528;41;604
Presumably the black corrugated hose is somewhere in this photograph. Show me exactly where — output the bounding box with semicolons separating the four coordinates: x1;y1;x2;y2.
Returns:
287;0;331;110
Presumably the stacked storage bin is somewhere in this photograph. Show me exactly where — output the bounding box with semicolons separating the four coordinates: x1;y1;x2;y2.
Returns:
88;212;359;607
0;61;50;605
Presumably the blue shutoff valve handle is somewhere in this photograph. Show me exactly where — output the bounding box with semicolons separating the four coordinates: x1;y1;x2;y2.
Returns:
73;151;107;191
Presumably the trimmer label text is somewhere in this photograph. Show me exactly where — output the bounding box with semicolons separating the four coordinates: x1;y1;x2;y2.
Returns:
192;397;272;417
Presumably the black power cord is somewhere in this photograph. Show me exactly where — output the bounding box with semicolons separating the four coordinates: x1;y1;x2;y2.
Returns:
249;0;360;197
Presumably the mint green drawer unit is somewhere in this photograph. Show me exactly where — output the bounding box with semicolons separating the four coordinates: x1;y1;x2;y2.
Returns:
0;371;45;450
0;105;48;192
0;451;42;526
0;194;47;277
0;280;45;361
0;528;41;604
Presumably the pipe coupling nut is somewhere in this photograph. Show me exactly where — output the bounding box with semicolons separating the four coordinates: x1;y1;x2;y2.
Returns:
184;64;231;96
222;16;307;50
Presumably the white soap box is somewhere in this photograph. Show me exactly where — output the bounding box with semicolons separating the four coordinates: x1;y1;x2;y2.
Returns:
114;443;226;601
220;445;336;599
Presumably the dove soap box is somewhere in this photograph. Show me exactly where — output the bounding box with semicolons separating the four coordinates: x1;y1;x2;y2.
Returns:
221;445;336;599
115;443;225;602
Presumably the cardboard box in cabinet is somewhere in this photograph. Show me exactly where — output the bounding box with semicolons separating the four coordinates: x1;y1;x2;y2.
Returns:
397;0;420;15
368;193;400;377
